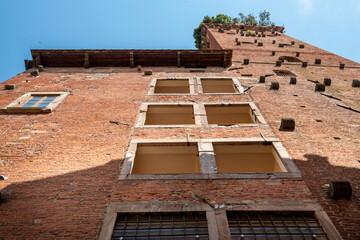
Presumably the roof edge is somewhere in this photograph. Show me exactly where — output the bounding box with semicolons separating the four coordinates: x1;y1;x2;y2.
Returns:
27;49;232;68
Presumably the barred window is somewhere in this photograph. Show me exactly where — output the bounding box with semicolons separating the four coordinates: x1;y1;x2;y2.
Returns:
227;211;328;240
111;212;209;239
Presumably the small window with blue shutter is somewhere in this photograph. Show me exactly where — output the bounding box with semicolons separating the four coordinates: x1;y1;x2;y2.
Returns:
3;92;69;114
21;95;57;108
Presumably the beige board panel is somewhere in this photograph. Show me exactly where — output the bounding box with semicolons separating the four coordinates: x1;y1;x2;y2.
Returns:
144;105;195;125
131;144;200;174
201;79;236;93
214;144;285;173
205;104;255;125
154;79;190;93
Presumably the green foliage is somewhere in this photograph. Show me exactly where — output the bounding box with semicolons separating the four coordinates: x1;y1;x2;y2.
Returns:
193;23;203;49
258;10;275;26
237;13;258;25
202;16;212;23
232;18;239;23
237;11;275;26
212;14;232;24
193;11;277;49
193;14;234;49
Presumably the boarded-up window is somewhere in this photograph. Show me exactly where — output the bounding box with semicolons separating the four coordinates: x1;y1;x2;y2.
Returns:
131;144;200;174
213;143;286;173
144;105;195;125
154;79;190;94
201;78;236;93
205;104;256;125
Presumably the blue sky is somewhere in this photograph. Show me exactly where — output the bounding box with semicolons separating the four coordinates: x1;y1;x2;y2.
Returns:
0;0;359;83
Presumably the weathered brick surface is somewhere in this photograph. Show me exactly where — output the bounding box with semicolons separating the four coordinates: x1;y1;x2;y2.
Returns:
112;179;313;202
0;26;359;239
0;69;313;239
204;26;360;239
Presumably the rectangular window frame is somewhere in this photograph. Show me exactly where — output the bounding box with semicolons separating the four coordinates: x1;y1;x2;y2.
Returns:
99;202;342;240
148;77;195;95
130;142;202;175
196;77;244;95
119;138;301;180
226;211;329;239
2;92;69;114
135;102;201;128
135;102;266;128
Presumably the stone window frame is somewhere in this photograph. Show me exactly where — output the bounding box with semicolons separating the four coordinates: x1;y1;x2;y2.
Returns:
196;77;244;95
119;138;301;180
147;77;196;95
2;92;69;114
98;201;343;240
135;102;266;128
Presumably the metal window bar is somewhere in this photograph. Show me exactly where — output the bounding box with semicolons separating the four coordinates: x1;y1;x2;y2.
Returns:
111;212;209;240
269;214;280;238
227;211;328;240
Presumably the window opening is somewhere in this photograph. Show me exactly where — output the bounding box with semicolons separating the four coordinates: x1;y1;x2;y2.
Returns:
131;144;200;174
213;143;286;173
144;105;195;125
201;79;236;93
22;96;57;108
21;96;43;107
205;104;256;125
154;79;190;94
273;70;296;77
227;211;328;239
280;56;302;63
3;92;69;114
111;212;209;239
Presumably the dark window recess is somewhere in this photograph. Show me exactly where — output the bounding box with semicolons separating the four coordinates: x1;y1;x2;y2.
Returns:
273;70;297;77
227;211;328;240
281;56;302;62
111;212;209;239
184;65;207;68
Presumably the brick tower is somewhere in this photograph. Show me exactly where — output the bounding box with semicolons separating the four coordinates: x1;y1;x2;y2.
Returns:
0;23;359;239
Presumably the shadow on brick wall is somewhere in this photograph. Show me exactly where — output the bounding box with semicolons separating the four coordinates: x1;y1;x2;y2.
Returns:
0;159;121;239
0;154;359;239
293;154;359;239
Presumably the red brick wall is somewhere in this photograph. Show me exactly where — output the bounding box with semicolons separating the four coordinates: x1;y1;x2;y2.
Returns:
0;69;314;239
0;26;359;239
205;26;360;239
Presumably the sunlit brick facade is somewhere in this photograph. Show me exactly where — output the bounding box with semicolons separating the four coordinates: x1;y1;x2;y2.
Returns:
0;24;359;239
